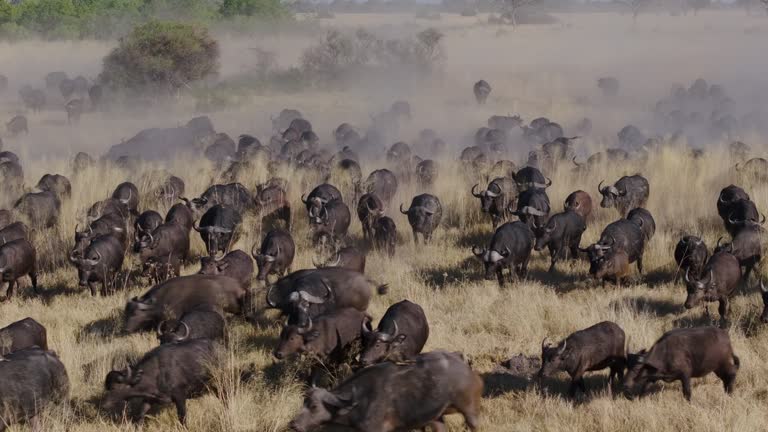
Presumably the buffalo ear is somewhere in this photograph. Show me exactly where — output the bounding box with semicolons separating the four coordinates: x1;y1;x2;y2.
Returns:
307;330;320;341
393;334;407;345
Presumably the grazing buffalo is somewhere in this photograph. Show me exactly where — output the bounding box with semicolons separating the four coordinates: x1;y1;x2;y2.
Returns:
357;193;385;240
511;189;551;230
103;339;217;424
473;221;534;286
313;246;366;273
36;174;72;198
0;317;47;355
583;219;646;275
360;300;429;366
472;177;518;228
0;222;29;247
400;194;442;244
265;268;386;326
13;191;60;228
288;350;482;432
723;199;761;236
124;274;246;333
514;166;550;191
0;348;69;431
564;190;593;221
136;223;190;282
111;182;140;215
6;115;28;136
373;216;397;257
538;321;626;397
274;308;368;384
473;80;492;104
674;235;708;283
627;207;656;241
715;226;762;283
598;175;650;217
157;305;225;344
717;185;750;221
70;235;124;296
133;210;163;252
198;250;253;289
624;327;739;401
365;169;398;205
0;239;37;300
534;210;586;272
684;252;741;321
309;199;351;246
194;205;242;257
253;229;295;282
182;183;253;217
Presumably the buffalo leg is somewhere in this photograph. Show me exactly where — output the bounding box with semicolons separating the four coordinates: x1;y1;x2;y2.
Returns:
497;268;505;287
549;249;558;273
718;299;730;324
30;268;39;293
5;280;15;300
680;375;692;401
743;264;754;285
172;393;188;425
88;281;98;296
637;257;644;274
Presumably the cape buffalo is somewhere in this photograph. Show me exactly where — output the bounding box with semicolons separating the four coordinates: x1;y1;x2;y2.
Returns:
198;250;253;289
360;300;429;366
534;210;586;272
598;175;650;217
0;239;37;300
473;221;534;286
400;194;442;244
157;305;225;344
13;191;60;228
674;235;708;283
564;190;593;221
0;317;47;355
253;228;295;282
365;169;398;205
70;234;124;296
313;246;366;273
473;79;492;104
194;205;242;257
684;251;741;321
35;174;71;198
357;193;385;240
373;216;397;257
472;177;518;228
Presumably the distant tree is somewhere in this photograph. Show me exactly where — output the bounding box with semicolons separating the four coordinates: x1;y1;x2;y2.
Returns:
619;0;649;23
499;0;539;27
761;0;768;14
219;0;291;19
100;21;219;95
687;0;710;15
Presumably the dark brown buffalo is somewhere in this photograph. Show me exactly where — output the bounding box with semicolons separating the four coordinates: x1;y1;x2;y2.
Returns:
157;305;225;344
357;193;385;240
0;348;69;431
73;211;127;259
717;185;750;221
473;79;492;104
266;268;386;326
198;250;253;289
0;317;47;355
627;207;656;241
70;235;124;296
124;274;246;333
582;219;646;275
133;210;163;252
0;239;37;300
111;182;140;215
538;321;626;397
252;228;295;282
165;203;194;232
598;175;650;217
592;250;630;286
274;308;368;385
288;350;482;432
514;166;551;191
309;199;351;246
564;190;593;221
181;183;253;218
472;177;518;228
194;205;242;257
87;198;130;222
302;183;343;215
510;189;550;231
36;174;71;198
400;194;442;244
136;222;190;282
373;216;397;257
0;222;28;247
684;251;741;321
13;191;60;228
473;221;534;286
674;235;708;283
313;246;366;273
624;327;739;401
723;199;761;236
533;210;586;272
360;300;429;366
102;339;217;424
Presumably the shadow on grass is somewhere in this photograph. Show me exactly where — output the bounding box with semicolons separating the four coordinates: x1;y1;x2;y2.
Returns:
78;310;124;342
644;268;676;288
420;257;485;289
456;230;493;249
612;296;684;317
21;283;80;304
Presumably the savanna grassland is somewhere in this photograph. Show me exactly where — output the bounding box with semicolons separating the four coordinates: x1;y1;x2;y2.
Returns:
2;9;768;432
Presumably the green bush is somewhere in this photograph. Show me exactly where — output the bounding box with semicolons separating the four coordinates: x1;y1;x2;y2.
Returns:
219;0;291;19
100;21;220;95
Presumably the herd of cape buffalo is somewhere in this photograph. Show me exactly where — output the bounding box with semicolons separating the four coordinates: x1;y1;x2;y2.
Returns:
0;73;764;431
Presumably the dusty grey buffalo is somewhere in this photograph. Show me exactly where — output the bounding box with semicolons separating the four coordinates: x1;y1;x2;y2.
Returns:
0;239;37;301
0;348;69;431
357;193;385;240
266;268;386;326
473;221;535;286
111;182;140;216
400;194;442;244
6;115;28;136
627;207;656;241
415;159;438;187
0;210;11;230
598;175;650;217
155;175;185;204
365;169;398;205
124;274;246;332
136;222;190;282
473;80;492;104
684;251;741;321
472;177;518;228
253;228;295;281
181;182;253;218
102;339;218;424
0;317;47;355
288;350;482;432
194;205;242;257
309;199;351;246
198;250;253;289
360;300;429;366
0;222;29;247
313;246;366;273
157;305;225;344
70;234;124;296
373;216;397;257
13;191;61;228
534;210;586;272
538;321;626;397
674;235;708;283
624;327;739;401
36;174;71;198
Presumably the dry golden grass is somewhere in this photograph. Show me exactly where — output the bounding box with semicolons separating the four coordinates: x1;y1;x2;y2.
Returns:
1;10;768;432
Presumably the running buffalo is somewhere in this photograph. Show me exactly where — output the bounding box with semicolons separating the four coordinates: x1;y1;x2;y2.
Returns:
400;194;442;244
534;210;586;272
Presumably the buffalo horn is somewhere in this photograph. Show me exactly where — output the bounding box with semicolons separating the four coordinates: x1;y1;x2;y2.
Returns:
178;322;190;340
557;340;567;355
760;279;768;293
